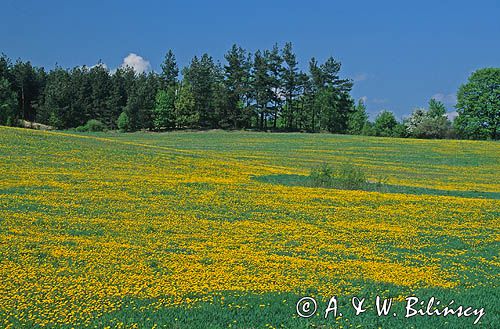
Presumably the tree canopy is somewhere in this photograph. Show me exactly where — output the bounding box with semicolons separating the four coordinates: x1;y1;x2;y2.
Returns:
455;68;500;140
0;48;497;140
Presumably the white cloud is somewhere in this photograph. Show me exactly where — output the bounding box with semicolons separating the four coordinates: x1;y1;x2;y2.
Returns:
432;93;457;105
120;53;151;74
360;96;368;103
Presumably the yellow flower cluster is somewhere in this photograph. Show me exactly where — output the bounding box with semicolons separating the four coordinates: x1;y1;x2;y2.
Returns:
0;127;498;327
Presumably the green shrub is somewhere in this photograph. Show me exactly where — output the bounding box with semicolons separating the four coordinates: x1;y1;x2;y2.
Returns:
336;163;367;189
310;163;335;187
310;162;367;190
76;119;107;132
85;119;106;132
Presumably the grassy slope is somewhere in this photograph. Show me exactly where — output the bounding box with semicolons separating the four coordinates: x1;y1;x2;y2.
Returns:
91;130;500;191
0;127;499;328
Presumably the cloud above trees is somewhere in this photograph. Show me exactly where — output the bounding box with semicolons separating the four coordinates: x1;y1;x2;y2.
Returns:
120;53;151;74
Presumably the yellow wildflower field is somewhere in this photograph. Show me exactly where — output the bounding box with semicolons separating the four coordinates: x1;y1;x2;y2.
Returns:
0;127;498;328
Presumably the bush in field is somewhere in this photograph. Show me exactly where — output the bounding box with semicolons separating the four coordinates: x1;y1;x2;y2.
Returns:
86;119;107;132
310;163;335;187
336;163;367;189
310;162;367;190
76;119;107;132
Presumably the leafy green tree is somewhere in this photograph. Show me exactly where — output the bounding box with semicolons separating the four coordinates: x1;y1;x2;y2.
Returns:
361;121;375;136
428;98;446;118
348;99;369;134
0;77;17;125
153;88;176;130
392;122;407;138
405;100;451;139
412;115;450;139
175;81;198;128
404;108;427;135
117;111;130;132
455;68;500;139
374;110;399;137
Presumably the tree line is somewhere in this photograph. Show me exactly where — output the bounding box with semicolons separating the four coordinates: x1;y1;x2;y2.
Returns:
0;44;498;139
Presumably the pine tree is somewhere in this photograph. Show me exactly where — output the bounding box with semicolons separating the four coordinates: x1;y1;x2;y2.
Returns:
11;60;45;122
309;56;354;133
252;50;272;129
296;71;311;130
281;42;299;129
160;50;179;89
107;67;131;128
224;44;251;128
183;54;221;128
69;66;93;126
267;44;283;128
308;58;323;132
348;99;369;134
0;77;17;125
89;63;112;126
39;67;72;128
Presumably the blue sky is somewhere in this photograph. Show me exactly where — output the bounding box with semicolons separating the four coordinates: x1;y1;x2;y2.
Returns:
1;0;499;119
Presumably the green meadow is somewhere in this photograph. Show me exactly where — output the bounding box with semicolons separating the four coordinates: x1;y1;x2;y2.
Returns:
0;127;499;328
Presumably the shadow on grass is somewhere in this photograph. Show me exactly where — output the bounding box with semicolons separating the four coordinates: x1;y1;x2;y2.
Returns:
252;174;500;199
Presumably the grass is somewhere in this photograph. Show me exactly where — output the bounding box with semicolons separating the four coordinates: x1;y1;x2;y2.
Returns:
0;127;499;328
253;174;500;199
